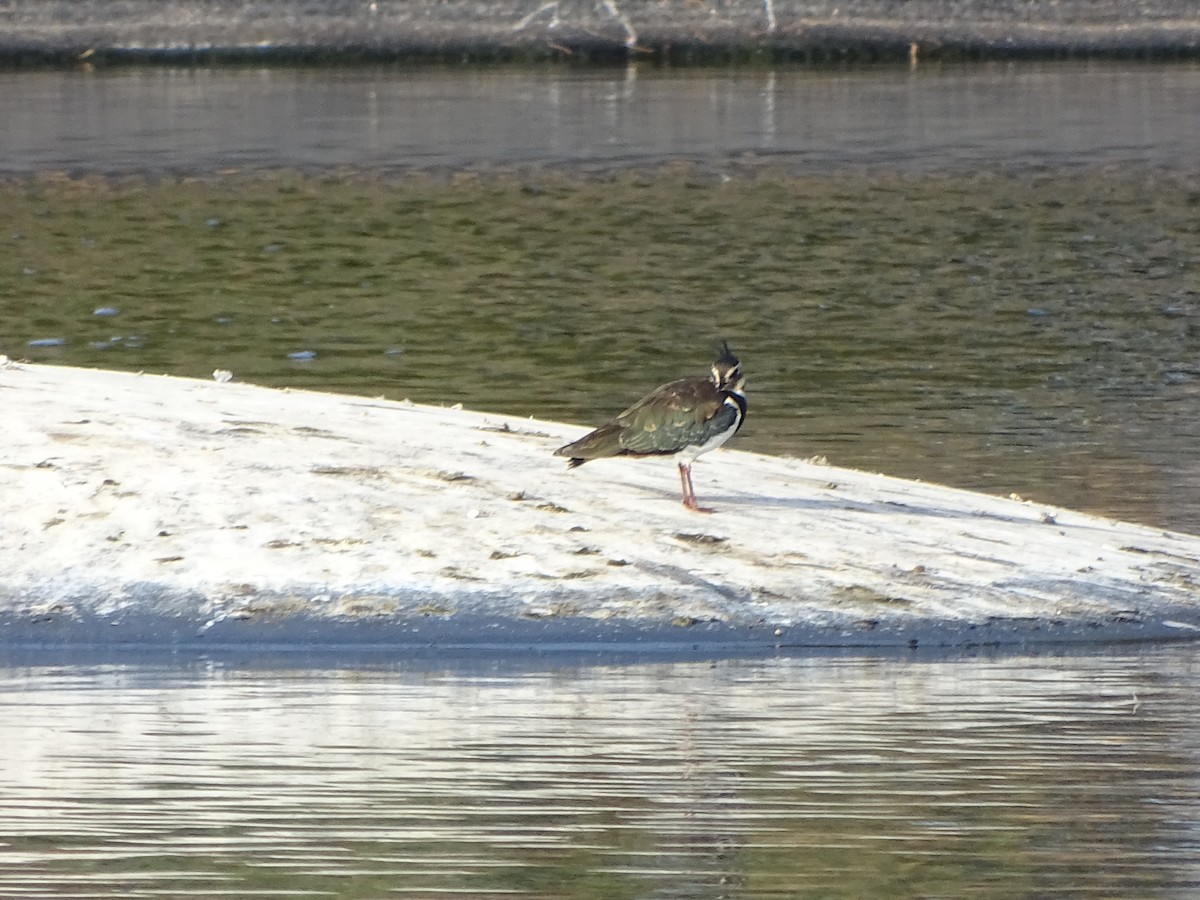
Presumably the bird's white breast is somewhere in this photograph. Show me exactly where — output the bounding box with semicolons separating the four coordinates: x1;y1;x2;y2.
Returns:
675;395;744;465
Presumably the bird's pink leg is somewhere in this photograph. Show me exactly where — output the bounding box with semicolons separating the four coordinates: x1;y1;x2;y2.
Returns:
679;462;714;514
678;463;693;507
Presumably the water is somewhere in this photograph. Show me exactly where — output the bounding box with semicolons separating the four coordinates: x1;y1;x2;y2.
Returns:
2;646;1199;898
4;62;1200;896
3;63;1200;175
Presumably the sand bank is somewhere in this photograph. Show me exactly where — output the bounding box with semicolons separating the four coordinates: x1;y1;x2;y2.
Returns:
4;360;1200;651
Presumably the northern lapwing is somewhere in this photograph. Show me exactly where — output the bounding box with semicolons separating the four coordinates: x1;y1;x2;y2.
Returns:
554;342;747;513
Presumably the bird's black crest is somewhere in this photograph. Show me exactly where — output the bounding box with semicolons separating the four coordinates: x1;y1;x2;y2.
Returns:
715;339;738;365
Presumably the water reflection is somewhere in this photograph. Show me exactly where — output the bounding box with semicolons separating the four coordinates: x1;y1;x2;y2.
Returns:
1;646;1199;897
3;62;1200;176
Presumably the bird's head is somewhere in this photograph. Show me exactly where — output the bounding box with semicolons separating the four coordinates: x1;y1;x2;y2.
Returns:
710;341;745;393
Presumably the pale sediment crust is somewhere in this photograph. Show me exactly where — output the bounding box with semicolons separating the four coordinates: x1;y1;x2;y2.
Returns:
4;360;1200;653
1;1;1199;63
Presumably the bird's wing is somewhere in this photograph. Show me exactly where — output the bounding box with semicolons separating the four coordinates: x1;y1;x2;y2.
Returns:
614;378;732;454
554;420;623;460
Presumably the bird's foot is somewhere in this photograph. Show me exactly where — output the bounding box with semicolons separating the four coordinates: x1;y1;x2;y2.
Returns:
683;499;715;514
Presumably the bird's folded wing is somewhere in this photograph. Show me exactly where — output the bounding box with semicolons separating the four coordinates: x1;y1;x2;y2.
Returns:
616;389;732;455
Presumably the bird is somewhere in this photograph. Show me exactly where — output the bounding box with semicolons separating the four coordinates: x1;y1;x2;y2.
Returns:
554;342;747;513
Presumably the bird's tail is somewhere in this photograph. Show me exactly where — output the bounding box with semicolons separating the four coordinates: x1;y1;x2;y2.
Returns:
555;422;623;465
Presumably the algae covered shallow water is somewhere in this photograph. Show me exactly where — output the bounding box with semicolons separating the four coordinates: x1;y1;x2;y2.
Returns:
2;646;1199;898
4;166;1200;533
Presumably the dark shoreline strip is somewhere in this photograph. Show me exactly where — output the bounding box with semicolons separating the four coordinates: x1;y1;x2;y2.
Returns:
2;1;1200;66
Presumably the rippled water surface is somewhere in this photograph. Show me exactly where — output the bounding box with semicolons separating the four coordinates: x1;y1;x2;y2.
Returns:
4;64;1200;895
2;646;1200;898
3;63;1200;175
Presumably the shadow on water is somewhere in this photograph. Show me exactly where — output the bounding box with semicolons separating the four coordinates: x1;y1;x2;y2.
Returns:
2;644;1200;897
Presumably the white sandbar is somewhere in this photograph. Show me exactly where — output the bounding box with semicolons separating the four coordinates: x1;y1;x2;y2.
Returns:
4;361;1200;651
